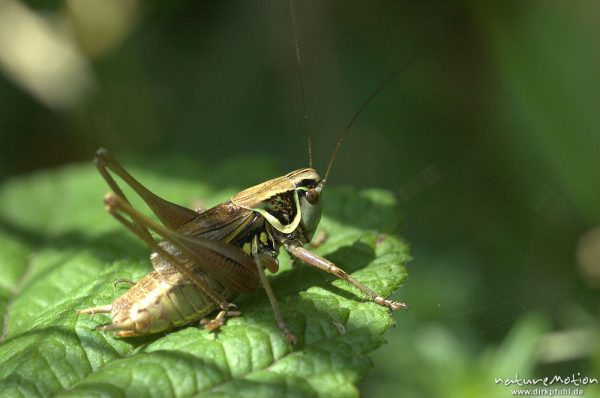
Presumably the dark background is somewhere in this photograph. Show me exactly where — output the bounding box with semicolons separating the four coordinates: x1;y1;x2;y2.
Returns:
1;1;599;396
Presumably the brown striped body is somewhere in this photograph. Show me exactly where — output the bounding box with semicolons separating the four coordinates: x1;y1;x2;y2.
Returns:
81;169;320;336
78;166;328;337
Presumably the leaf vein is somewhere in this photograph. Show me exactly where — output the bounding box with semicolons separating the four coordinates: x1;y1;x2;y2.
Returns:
1;254;36;343
37;347;65;391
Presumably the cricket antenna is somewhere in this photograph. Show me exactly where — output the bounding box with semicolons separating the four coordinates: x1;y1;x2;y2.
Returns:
288;0;313;168
322;31;441;187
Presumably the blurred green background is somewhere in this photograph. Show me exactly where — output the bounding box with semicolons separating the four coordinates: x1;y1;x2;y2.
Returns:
1;0;599;396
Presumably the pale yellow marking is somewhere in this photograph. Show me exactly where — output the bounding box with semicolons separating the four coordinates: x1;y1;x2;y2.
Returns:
243;242;251;255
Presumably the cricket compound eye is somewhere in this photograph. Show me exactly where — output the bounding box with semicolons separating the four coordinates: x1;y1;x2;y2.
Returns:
305;188;319;205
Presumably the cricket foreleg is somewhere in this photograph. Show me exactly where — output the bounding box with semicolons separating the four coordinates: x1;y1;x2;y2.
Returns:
284;241;407;311
254;254;297;344
104;193;233;312
200;304;241;331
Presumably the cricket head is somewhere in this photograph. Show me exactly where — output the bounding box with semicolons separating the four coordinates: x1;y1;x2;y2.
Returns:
232;167;323;243
285;168;323;243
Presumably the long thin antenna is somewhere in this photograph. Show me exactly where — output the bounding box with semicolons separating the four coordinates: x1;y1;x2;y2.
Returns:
288;0;313;168
322;31;441;186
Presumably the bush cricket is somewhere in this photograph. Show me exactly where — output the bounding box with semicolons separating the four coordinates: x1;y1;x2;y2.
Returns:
78;1;408;344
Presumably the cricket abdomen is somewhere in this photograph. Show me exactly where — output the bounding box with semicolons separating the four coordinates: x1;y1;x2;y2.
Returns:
106;269;231;336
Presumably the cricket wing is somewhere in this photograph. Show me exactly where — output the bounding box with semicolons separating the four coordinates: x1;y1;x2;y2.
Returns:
152;233;260;292
155;201;263;292
177;201;256;242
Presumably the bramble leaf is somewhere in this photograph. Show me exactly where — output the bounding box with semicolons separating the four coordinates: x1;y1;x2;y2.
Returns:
0;160;409;398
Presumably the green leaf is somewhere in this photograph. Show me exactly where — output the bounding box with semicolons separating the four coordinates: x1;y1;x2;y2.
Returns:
0;160;409;398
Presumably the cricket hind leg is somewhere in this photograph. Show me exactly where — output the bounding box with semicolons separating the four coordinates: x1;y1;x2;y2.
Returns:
95;148;198;230
284;241;407;311
104;192;259;293
103;194;234;313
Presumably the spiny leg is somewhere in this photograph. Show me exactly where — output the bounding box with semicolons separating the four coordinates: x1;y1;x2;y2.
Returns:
95;148;198;230
254;253;297;344
104;193;233;312
284;241;407;311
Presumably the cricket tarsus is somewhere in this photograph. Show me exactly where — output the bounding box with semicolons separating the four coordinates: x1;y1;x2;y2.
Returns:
201;304;241;331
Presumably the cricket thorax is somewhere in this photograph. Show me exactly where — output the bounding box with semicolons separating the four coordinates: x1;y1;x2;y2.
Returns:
231;168;322;244
262;191;298;227
229;214;282;273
